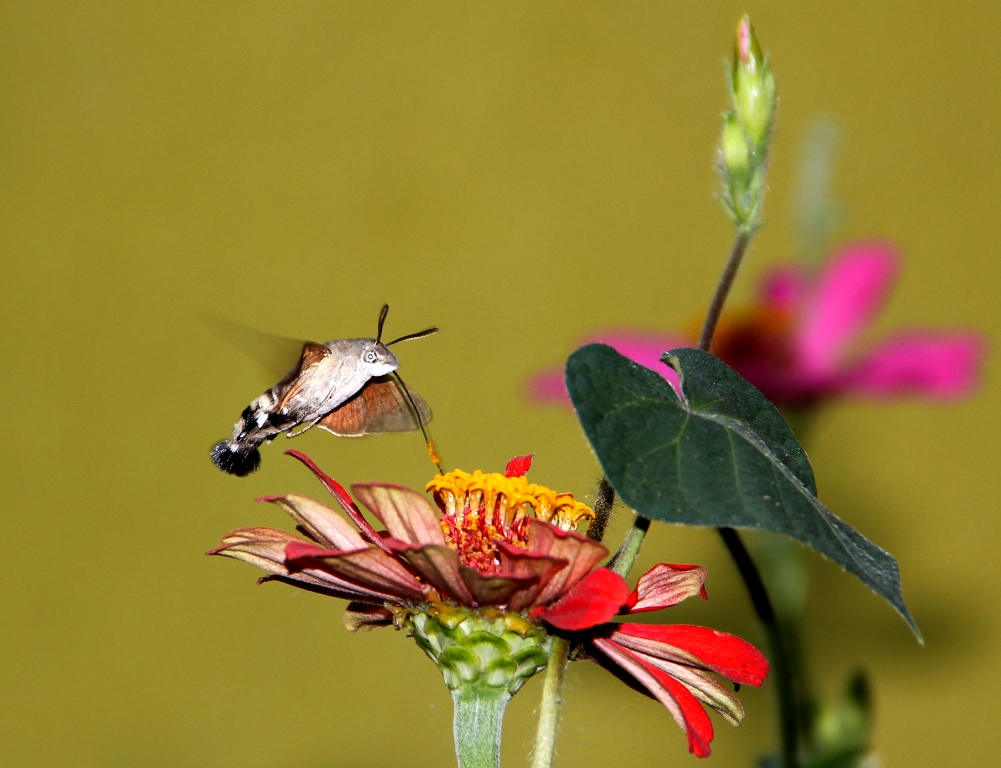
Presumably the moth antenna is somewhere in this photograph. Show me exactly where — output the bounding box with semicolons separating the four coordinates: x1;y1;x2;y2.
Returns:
376;303;390;343
392;371;444;474
385;327;439;346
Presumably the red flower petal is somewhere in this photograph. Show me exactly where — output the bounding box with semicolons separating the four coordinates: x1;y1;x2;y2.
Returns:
211;528;390;602
284;450;390;552
538;568;630;631
504;454;535;477
385;541;475;605
351;483;446;548
628;563;708;613
591;638;714;757
256;494;368;551
496;544;570;612
614;624;769;686
460;567;539;607
284;541;427;602
526;520;609;607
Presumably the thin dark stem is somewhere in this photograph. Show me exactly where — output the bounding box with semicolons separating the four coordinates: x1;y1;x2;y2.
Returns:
701;229;799;766
719;527;799;768
698;227;752;351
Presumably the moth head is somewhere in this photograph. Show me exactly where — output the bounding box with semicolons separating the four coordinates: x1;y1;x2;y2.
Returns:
359;340;400;377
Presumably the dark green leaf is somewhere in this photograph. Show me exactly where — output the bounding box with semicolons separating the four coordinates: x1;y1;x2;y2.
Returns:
566;344;919;639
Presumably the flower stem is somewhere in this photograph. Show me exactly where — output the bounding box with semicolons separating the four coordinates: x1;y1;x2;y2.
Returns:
700;228;800;766
698;226;753;350
608;515;651;578
719;528;799;768
531;636;571;768
452;686;511;768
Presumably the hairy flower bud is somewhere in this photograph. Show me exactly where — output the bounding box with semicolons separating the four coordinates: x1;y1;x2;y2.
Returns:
720;112;751;183
731;15;776;153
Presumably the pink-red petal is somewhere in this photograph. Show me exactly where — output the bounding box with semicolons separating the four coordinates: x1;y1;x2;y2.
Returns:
841;330;987;399
538;568;630;631
615;624;769;686
385;541;474;605
351;482;446;548
527;520;609;607
210;528;386;601
496;543;570;612
256;494;368;551
628;563;708;613
504;454;535;478
460;568;539;607
795;242;898;375
591;638;714;757
285;540;427;602
759;265;808;313
284;450;389;552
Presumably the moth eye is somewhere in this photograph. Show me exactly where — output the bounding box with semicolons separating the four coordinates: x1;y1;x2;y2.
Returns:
365;351;377;363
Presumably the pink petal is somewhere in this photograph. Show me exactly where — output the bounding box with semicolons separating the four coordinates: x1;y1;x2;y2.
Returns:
284;541;427;602
760;265;808;313
526;369;571;405
351;483;446;548
591;638;714;757
284;450;389;552
342;602;395;632
538;568;630;631
628;563;708;613
496;544;571;612
460;568;539;607
504;454;535;478
527;332;690;405
586;332;690;395
527;520;609;607
841;330;987;399
796;242;899;375
614;624;769;686
385;541;474;605
256;494;368;551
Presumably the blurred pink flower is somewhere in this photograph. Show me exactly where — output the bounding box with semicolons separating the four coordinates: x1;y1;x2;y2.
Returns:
530;243;986;409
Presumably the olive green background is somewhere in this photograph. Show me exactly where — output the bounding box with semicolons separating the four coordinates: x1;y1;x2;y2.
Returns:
1;2;997;766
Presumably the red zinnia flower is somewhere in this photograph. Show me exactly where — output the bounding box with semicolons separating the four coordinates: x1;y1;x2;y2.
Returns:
211;450;767;758
536;562;769;757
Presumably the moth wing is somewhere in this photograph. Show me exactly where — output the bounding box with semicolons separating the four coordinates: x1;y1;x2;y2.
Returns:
318;376;433;437
275;342;333;410
201;315;308;385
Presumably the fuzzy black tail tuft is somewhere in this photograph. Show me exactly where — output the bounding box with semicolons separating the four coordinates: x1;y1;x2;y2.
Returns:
210;440;262;476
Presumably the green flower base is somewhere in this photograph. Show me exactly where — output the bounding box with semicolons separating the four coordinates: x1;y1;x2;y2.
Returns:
407;605;552;768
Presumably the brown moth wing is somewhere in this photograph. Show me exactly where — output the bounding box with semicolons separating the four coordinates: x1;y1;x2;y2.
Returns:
318;376;433;437
275;342;332;410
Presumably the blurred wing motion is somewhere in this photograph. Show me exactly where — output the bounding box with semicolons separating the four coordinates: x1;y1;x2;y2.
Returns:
319;376;433;436
201;314;307;384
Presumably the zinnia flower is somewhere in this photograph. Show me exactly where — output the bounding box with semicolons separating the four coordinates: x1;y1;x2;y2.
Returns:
529;242;985;409
211;450;767;759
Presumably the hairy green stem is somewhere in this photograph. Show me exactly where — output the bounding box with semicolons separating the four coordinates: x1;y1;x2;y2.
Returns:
698;226;753;350
530;636;571;768
531;478;616;768
452;687;510;768
608;515;651;578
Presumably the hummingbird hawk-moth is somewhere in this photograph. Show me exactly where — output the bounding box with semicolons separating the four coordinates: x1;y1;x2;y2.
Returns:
210;305;437;476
